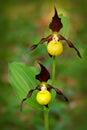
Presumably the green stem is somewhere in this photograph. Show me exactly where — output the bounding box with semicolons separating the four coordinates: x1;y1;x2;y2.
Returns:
43;56;56;130
52;56;56;85
44;107;49;130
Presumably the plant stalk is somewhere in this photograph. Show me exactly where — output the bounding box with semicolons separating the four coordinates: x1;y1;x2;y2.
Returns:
52;56;56;85
44;56;56;130
44;107;49;130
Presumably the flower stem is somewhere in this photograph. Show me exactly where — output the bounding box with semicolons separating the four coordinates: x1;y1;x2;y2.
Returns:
43;56;56;130
52;56;56;85
44;107;49;130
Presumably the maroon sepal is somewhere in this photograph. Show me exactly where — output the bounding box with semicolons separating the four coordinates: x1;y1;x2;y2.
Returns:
58;34;82;58
29;35;52;51
36;63;50;82
49;8;63;32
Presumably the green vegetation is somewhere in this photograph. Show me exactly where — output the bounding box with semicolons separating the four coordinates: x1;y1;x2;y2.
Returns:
0;0;87;130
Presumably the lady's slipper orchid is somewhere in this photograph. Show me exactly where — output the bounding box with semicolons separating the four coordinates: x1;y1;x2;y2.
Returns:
20;63;68;111
29;8;81;58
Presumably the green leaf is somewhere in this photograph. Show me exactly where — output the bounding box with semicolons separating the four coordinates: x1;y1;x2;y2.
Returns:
8;62;44;110
59;14;70;38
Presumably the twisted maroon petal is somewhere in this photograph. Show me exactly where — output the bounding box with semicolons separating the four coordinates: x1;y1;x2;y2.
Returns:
52;86;68;102
58;34;82;58
29;35;52;51
20;88;37;111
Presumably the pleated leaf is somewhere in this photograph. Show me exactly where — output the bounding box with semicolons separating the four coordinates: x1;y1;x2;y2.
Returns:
8;62;44;110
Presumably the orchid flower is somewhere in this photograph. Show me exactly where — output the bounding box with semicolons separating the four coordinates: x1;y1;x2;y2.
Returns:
29;8;81;58
20;63;68;111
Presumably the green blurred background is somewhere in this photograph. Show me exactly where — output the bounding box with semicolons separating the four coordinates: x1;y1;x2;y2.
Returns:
0;0;87;130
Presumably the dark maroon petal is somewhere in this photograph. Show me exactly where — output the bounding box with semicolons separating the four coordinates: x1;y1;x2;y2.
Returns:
46;84;53;91
36;63;50;82
39;35;52;44
20;89;36;111
29;45;38;51
36;84;42;90
29;35;52;52
49;8;63;32
58;34;82;58
52;87;68;102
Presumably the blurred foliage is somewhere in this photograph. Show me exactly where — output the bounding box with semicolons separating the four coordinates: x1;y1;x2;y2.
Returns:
0;0;87;130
